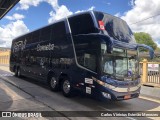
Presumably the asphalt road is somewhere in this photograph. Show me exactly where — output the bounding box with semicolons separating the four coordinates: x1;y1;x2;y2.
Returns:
0;69;159;120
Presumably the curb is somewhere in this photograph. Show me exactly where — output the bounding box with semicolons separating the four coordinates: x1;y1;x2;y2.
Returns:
140;85;160;101
142;83;160;88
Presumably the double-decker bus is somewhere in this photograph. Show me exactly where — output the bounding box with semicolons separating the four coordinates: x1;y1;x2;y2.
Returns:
10;11;154;101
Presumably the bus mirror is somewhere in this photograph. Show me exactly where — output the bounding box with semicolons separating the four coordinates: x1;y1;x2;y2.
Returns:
149;48;154;59
107;44;113;54
101;43;112;54
137;44;154;59
101;43;107;54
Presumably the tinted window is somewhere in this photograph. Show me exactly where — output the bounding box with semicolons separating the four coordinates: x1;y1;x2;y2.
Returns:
73;36;98;72
40;26;51;41
51;21;66;41
32;30;40;43
25;34;32;44
69;13;97;35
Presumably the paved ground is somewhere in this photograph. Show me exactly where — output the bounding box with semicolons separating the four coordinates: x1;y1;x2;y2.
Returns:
0;66;159;120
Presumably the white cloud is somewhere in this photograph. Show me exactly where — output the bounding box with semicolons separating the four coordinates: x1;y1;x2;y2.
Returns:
46;0;73;23
46;0;59;10
5;13;25;21
16;0;72;23
3;0;96;48
16;0;45;10
155;40;160;47
114;12;121;17
103;1;111;6
47;2;95;23
16;0;95;23
16;0;59;11
128;0;135;7
121;0;160;47
88;6;95;11
0;20;29;47
48;5;73;23
75;6;95;14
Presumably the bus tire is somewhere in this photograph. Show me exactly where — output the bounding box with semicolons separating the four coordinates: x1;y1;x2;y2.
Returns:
49;76;59;91
17;67;22;78
14;67;18;77
62;79;74;97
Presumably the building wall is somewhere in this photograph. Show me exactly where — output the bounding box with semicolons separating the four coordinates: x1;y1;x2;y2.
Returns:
0;48;10;65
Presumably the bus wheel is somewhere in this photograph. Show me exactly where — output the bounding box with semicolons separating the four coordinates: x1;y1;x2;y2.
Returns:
17;67;21;77
14;67;18;77
49;76;59;91
62;79;73;97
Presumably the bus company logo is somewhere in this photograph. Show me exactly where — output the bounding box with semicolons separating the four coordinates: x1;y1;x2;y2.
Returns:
37;43;54;51
2;112;11;117
13;40;27;52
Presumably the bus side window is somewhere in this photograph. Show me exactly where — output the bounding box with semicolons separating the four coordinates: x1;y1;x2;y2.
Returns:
77;53;96;72
25;34;32;44
84;53;96;71
40;26;51;42
32;30;40;43
52;21;66;41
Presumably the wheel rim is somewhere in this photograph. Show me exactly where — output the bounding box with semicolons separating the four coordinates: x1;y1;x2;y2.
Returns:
18;69;20;76
50;77;56;88
63;80;70;94
15;69;17;75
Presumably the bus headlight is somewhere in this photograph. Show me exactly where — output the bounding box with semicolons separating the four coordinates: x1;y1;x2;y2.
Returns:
94;78;116;89
96;79;105;86
102;92;111;99
104;83;116;89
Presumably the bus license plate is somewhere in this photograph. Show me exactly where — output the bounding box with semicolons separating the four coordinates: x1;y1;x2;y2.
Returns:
124;95;131;99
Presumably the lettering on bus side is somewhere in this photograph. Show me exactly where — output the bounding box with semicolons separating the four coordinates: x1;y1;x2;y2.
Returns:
37;43;54;51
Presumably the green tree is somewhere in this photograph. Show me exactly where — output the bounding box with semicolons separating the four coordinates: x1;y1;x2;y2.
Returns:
155;47;160;52
134;32;157;50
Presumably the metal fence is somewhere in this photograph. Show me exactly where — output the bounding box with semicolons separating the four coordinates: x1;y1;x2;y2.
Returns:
140;59;160;86
147;62;160;84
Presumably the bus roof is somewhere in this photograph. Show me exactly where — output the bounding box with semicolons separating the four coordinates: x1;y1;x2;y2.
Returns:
12;10;127;42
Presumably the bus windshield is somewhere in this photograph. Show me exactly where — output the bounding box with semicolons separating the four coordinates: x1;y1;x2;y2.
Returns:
94;11;136;43
102;48;138;80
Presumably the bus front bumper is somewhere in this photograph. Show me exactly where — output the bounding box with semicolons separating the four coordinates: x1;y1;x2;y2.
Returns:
98;84;141;101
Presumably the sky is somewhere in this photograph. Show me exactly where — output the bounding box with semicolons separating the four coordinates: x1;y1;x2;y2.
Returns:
0;0;160;48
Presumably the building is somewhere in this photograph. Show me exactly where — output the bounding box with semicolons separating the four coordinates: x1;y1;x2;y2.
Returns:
0;47;10;64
